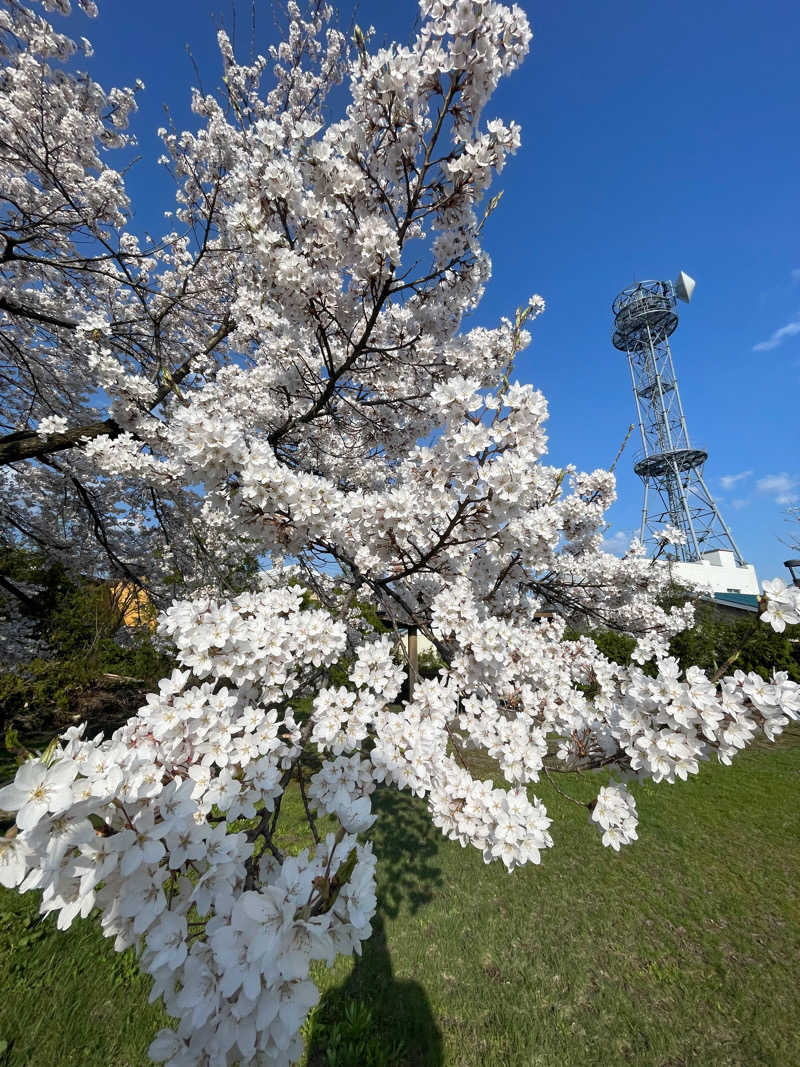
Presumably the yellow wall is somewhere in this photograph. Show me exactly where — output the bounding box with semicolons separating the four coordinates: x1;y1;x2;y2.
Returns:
109;581;156;630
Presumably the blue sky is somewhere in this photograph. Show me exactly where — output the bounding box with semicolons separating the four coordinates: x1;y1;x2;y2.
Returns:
67;0;799;583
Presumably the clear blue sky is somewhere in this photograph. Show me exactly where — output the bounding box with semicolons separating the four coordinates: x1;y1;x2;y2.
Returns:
65;0;800;583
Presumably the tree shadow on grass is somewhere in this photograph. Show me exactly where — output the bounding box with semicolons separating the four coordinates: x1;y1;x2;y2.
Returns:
306;786;445;1066
371;785;444;921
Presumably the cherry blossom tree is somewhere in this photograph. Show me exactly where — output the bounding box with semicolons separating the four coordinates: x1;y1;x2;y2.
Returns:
1;2;800;1065
1;0;237;604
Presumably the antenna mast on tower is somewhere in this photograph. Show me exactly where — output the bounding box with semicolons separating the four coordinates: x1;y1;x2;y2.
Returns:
612;272;744;564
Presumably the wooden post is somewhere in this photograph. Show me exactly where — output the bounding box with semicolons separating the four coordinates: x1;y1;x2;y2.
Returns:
407;625;418;703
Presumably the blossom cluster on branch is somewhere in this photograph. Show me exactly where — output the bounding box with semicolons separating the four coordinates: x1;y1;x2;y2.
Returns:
1;1;800;1065
0;577;798;1065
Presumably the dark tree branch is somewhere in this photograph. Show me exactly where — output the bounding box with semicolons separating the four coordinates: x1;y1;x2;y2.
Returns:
0;318;235;466
0;572;44;615
0;295;78;330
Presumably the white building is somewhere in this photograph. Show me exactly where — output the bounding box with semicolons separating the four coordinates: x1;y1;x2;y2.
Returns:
664;549;760;597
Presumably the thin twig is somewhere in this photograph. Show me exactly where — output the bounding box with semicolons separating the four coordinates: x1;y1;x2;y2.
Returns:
542;765;590;809
297;760;320;845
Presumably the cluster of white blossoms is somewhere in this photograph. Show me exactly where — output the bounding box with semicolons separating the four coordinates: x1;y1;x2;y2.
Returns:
0;614;380;1066
158;585;349;691
1;583;798;1066
305;755;377;833
760;578;800;632
590;784;638;851
428;760;554;869
2;1;800;1065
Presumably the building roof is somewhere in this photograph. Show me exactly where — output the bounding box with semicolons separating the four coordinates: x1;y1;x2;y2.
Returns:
710;592;760;612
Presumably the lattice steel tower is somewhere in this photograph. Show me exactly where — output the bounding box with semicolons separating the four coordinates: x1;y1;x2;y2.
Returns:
612;272;745;564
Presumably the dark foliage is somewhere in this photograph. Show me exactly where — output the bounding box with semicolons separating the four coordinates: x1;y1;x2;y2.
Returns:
0;548;173;732
569;595;799;683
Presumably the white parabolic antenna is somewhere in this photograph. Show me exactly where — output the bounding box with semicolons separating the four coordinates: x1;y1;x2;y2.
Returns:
674;270;696;303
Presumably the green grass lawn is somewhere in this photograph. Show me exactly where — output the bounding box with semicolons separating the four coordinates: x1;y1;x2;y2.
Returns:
1;728;798;1066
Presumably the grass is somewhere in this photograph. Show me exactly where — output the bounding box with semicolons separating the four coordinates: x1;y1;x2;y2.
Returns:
0;728;798;1066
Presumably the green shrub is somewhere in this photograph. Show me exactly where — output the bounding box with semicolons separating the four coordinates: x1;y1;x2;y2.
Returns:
567;600;799;682
0;549;173;731
417;648;444;680
669;603;799;681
